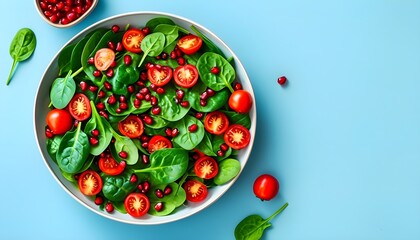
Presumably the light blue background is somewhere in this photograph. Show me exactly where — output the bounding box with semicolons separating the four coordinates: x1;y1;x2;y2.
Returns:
0;0;419;239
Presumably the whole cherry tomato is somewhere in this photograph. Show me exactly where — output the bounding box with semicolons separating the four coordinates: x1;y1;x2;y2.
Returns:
253;174;279;201
228;90;253;114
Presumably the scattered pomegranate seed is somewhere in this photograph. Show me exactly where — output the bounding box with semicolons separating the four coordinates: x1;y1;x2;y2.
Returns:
164;186;172;195
104;81;112;90
217;150;225;157
105;202;114;213
115;42;124;52
127;85;135;93
96;102;105;110
177;57;186;65
97;90;106;98
155;189;164;198
45;128;54;138
211;66;220;74
119;151;128;159
278;76;287;85
143;115;153;125
124;55;132;65
195;112;204;119
180;101;190;108
107;94;116;105
156;87;165;94
93;70;101;77
88;85;98;92
119;102;128;110
107;41;115;50
129;174;138;183
165;128;173;137
142;27;151;35
94;196;104;205
220;143;229;152
106;68;114;78
111;25;120;33
89;137;99;145
171;128;179;137
176;89;185;99
142;155;150;164
188;124;198;132
154;202;163;211
233;82;243;90
91;129;100;137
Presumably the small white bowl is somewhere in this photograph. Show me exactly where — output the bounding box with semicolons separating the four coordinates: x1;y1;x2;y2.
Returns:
33;11;256;225
34;0;98;28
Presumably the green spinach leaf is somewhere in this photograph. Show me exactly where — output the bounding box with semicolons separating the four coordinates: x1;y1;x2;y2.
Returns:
102;170;138;202
84;101;113;156
147;182;186;216
196;52;235;92
50;70;76;109
214;158;241;185
137;32;166;67
170;115;205;151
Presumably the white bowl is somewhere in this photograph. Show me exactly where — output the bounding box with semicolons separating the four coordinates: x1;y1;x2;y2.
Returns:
33;11;256;225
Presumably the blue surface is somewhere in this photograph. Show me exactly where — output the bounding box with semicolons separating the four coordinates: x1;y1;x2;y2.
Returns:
1;0;420;239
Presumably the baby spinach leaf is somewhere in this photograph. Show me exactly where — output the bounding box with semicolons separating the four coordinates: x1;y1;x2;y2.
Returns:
102;170;138;202
137;32;166;67
58;43;76;75
154;83;190;121
50;70;76;109
213;135;232;161
108;52;142;95
196;52;235;92
84;101;113;156
221;110;251;129
195;132;217;157
190;25;224;57
70;31;95;72
6;28;36;85
170;115;205;151
234;202;288;240
135;148;189;185
154;24;179;47
187;81;230;112
46;135;62;163
57;123;90;174
111;130;139;165
214;158;241;185
147;182;186;216
146;17;176;31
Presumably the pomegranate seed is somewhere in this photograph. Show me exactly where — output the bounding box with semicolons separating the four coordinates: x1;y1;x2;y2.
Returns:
164;186;172;195
177;57;185;65
99;110;109;119
145;63;154;70
156;87;165;94
110;61;117;68
127;85;135;93
180;101;190;108
233;82;243;90
142;27;151;35
104;81;112;90
143;181;151;193
175;48;183;57
206;88;215;97
176;89;184;99
107;41;115;50
144;94;151;101
277;76;287;85
200;99;207;106
89;85;98;92
133;99;142;108
142;142;149;149
45;128;54;138
161;52;168;59
105;203;114;213
139;71;148;81
140;135;150;143
151;96;158;106
154;202;163;212
149;84;157;91
188;124;198;132
217;150;225;157
151;107;161;115
171;128;179;137
142;155;150;164
66;12;76;22
136;93;145;100
74;120;79;128
93;70;101;77
89;137;99;145
195;112;204;119
116;108;122;114
155;189;164;198
137;184;144;192
220;143;229;152
107;95;116;105
119;151;128;159
124;55;132;65
119;95;126;103
79;81;88;91
97;90;106;99
91;129;100;137
165;128;173;137
130;174;138;183
170;51;177;59
211;66;220;74
111;25;120;33
119;102;128;110
140;87;150;95
200;91;208;100
96;102;105;110
106;68;114;78
94;196;104;205
143;115;153;125
115;42;124;52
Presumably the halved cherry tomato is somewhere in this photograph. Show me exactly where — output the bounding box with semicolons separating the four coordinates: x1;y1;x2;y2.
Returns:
68;93;92;121
148;135;172;153
204;111;229;135
177;35;203;55
94;48;115;71
228;90;253;114
147;65;173;87
98;153;126;176
194;156;219;179
78;170;103;196
253;174;279;201
46;109;73;135
173;64;199;88
124;193;150;218
223;124;251;150
183;179;208;202
118;115;144;138
122;28;146;53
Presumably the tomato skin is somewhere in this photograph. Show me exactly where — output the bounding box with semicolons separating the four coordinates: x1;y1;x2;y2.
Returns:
124;193;150;218
122;28;146;53
67;93;92;121
46;109;73;135
183;179;208;202
94;48;115;71
118;115;144;138
147;65;173;87
173;64;199;88
204;111;229;135
177;35;203;55
223;124;251;150
194;156;219;179
148;135;173;153
78;170;103;196
228;90;253;114
253;174;279;201
98;154;126;176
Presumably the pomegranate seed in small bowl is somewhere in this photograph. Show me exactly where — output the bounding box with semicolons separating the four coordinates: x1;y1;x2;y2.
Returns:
34;0;98;28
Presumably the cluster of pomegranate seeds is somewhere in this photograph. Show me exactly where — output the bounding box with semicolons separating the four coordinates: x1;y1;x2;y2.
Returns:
153;186;172;211
38;0;94;25
137;181;151;193
217;143;230;157
199;88;216;106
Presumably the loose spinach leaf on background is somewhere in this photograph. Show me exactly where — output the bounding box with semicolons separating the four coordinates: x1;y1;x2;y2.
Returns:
6;28;36;85
234;202;289;240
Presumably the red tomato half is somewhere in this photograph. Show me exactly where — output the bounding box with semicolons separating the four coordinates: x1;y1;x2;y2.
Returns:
253;174;279;201
46;109;73;135
94;48;115;71
204;111;229;135
174;64;199;88
98;153;126;176
223;124;251;150
118;115;144;138
67;93;92;121
228;90;253;114
148;135;172;153
177;35;203;55
124;193;150;218
183;179;208;202
147;65;173;87
194;156;219;179
122;28;146;53
78;170;103;196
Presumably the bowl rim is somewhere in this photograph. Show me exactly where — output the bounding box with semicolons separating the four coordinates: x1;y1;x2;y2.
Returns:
34;0;99;28
33;11;257;225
